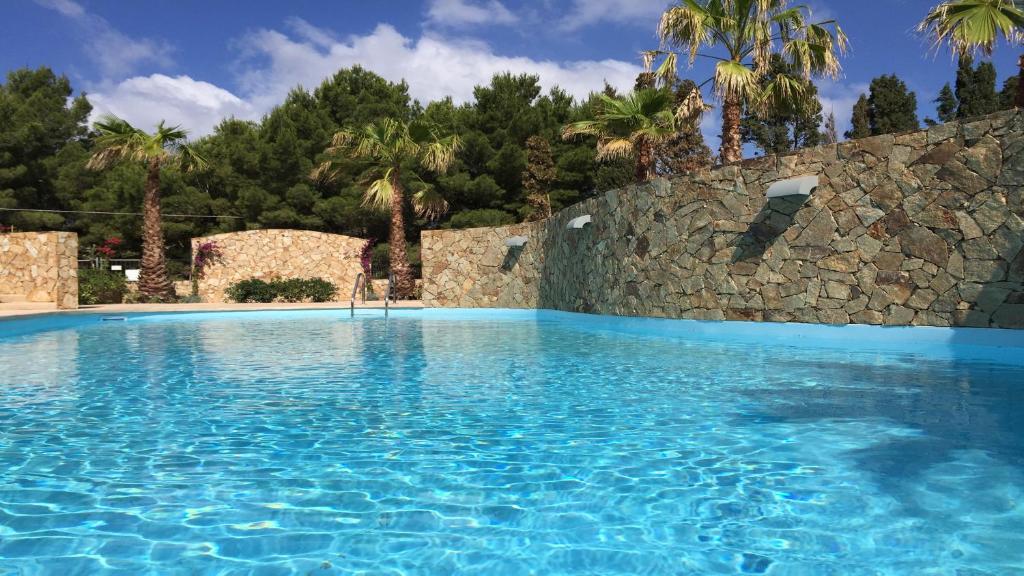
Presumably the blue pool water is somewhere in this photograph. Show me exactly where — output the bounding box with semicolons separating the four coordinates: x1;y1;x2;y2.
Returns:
0;309;1022;575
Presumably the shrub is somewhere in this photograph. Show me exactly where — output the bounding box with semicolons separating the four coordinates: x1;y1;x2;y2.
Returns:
299;278;337;302
447;208;515;229
224;277;337;303
272;278;307;303
225;279;276;303
79;269;128;305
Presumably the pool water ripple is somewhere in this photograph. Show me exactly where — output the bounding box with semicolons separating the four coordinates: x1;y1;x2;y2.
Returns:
0;311;1022;574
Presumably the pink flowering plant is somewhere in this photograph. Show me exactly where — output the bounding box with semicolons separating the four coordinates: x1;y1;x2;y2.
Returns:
190;241;223;296
88;236;122;264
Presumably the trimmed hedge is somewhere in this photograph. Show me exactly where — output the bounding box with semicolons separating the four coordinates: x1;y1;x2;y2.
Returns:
79;269;128;305
224;277;337;303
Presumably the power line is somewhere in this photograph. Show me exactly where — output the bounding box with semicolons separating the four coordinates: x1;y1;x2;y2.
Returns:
0;207;243;219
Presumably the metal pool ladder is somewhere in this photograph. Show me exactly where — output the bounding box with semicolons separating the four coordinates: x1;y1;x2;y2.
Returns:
350;272;366;317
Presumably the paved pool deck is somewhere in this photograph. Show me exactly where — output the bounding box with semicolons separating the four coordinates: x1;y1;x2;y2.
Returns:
0;301;424;319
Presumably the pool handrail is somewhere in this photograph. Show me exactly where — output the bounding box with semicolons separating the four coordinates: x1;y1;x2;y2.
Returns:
350;272;366;317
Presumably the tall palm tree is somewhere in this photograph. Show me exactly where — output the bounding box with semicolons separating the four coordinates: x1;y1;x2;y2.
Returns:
86;116;207;300
918;0;1024;107
655;0;848;164
562;89;681;182
313;118;460;298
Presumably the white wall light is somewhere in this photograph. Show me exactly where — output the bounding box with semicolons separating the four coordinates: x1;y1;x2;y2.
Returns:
567;215;592;229
766;175;818;198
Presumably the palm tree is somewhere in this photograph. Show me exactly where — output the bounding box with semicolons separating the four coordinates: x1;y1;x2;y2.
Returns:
654;0;848;164
562;89;681;182
918;0;1024;107
313;118;460;298
86;116;207;300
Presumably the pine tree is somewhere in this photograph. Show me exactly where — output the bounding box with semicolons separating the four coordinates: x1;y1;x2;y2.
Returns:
656;79;713;174
955;56;998;119
522;135;554;221
935;83;957;123
822;111;838;144
740;55;823;155
845;95;871;140
867;74;919;135
1000;75;1019;109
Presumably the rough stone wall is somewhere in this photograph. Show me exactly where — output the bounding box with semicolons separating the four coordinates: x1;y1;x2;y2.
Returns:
192;229;365;303
0;232;78;309
423;110;1024;329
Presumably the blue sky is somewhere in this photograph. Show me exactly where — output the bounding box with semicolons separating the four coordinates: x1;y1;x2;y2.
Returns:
4;0;1022;145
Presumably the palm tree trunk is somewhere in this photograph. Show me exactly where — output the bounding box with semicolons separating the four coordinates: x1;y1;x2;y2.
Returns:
388;170;415;299
138;157;175;300
1016;55;1024;108
720;92;743;164
635;139;655;183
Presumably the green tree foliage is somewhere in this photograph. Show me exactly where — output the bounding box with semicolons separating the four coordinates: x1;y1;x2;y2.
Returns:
845;95;872;140
847;75;919;139
0;66;634;277
1000;74;1019;109
740;55;824;155
655;78;713;174
935;83;958;123
0;67;91;230
868;75;920;135
955;56;999;118
522;135;555;221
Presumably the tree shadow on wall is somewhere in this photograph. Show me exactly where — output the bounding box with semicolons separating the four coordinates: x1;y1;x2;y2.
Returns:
731;196;806;262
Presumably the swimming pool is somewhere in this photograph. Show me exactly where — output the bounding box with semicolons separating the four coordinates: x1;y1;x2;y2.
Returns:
1;309;1022;574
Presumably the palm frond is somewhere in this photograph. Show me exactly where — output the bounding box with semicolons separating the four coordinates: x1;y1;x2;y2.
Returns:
420;134;461;173
675;86;711;126
562;120;606;140
918;0;1024;57
363;170;396;213
596;138;634;160
412;185;450;220
713;59;761;103
176;144;209;173
658;0;716;65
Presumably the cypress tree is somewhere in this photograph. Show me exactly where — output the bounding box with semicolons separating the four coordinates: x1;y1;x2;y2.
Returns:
867;75;919;135
1000;75;1019;109
935;83;957;123
955;56;999;119
845;95;871;140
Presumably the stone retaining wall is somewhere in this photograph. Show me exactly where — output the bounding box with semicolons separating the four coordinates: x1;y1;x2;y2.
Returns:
423;110;1024;328
0;232;78;309
192;229;365;303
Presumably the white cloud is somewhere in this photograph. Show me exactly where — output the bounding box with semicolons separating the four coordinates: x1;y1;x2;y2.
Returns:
235;23;640;110
35;0;83;17
88;75;254;136
818;80;869;140
426;0;518;27
560;0;670;31
35;0;173;78
86;22;644;137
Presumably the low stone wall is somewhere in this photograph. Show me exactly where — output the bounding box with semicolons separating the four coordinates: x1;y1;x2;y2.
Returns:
192;229;365;303
0;232;78;309
423;110;1024;329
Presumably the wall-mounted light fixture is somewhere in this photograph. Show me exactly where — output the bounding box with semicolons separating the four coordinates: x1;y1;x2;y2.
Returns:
567;215;592;229
504;235;528;247
766;175;818;198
